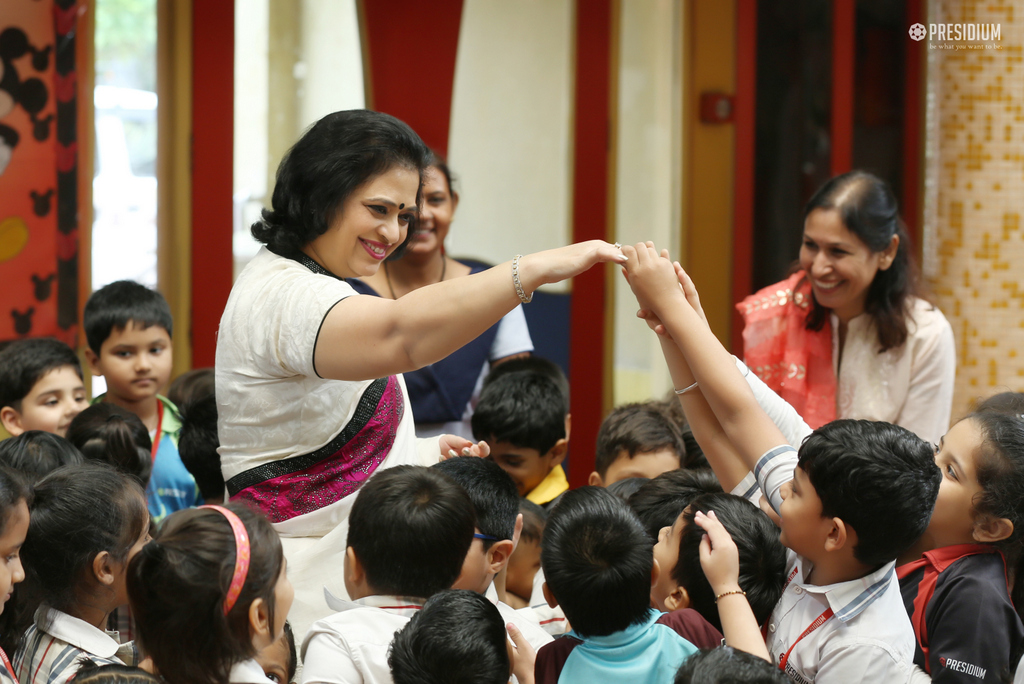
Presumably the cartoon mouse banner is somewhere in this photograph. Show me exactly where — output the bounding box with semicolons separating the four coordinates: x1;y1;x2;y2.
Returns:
0;0;79;347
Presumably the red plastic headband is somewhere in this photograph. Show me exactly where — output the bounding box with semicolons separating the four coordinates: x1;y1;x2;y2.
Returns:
201;505;251;615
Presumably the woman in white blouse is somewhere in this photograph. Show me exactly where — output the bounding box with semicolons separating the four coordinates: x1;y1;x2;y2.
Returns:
738;170;955;444
215;110;624;634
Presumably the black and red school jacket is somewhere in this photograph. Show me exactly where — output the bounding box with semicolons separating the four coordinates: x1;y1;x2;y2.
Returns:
898;544;1024;683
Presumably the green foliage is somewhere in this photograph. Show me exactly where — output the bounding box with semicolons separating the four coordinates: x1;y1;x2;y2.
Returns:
94;0;157;91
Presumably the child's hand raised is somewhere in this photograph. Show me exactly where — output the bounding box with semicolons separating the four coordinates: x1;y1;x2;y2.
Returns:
694;510;742;596
620;242;687;313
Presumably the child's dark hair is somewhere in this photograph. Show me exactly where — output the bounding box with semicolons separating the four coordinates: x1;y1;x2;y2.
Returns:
84;281;173;355
674;646;789;684
0;431;83;482
65;404;152;486
72;663;163;684
0;337;82;410
347;466;475;599
388;589;510;684
5;464;148;655
964;411;1024;617
675;493;786;631
167;367;215;409
798;419;939;566
178;394;224;501
0;466;31;656
541;486;653;637
519;499;546;545
472;371;567;454
431;456;518;547
628;469;723;541
975;391;1024;416
253;110;430;259
595;403;685;477
483;356;570;404
802;171;920;352
127;503;283;684
606;476;650;502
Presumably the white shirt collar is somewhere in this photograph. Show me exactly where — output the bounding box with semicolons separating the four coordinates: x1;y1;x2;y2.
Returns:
323;588;425;615
36;607;122;659
793;556;897;622
228;659;275;684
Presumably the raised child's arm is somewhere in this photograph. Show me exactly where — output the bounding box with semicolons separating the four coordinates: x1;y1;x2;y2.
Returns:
621;243;788;474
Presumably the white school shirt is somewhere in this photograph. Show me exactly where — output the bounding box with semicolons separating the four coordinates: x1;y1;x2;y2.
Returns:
229;659;276;684
301;593;426;684
484;581;554;652
747;444;917;683
15;607;137;684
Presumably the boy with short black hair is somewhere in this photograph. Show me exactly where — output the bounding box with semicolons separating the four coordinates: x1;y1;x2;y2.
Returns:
83;280;198;520
628;468;722;542
302;465;476;684
622;245;942;682
535;487;698;683
589;402;685;487
431;456;554;653
388;590;535;684
0;337;88;437
472;370;570;509
178;394;224;504
652;492;786;635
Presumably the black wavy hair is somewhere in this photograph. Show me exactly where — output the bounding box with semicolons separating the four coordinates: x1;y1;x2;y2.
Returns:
802;170;921;352
178;394;224;502
252;110;431;259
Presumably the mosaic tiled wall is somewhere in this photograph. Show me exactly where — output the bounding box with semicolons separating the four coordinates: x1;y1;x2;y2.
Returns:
923;0;1023;419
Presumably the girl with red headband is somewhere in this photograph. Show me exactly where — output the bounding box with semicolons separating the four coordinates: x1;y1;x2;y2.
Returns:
127;504;293;684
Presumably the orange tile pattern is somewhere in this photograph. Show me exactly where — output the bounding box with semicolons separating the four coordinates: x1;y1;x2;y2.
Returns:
923;0;1023;418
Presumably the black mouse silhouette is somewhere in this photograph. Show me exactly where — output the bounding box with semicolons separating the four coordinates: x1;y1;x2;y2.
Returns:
11;307;34;336
0;29;51;145
31;273;55;301
30;189;53;217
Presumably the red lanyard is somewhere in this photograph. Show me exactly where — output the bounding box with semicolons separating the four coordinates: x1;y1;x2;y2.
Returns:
777;606;834;672
0;645;19;684
150;400;164;462
768;566;835;673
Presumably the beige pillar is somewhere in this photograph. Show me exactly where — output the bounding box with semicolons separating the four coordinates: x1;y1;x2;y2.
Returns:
923;1;1024;419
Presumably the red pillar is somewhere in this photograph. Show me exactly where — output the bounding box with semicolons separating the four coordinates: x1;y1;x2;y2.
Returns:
361;0;464;156
568;0;614;488
830;0;855;176
191;0;235;367
732;0;757;355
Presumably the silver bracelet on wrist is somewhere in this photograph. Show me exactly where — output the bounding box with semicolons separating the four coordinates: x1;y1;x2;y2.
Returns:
674;380;699;395
512;255;533;304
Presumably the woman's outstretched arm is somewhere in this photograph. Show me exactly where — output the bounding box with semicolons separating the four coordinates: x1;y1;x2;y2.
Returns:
314;241;625;381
